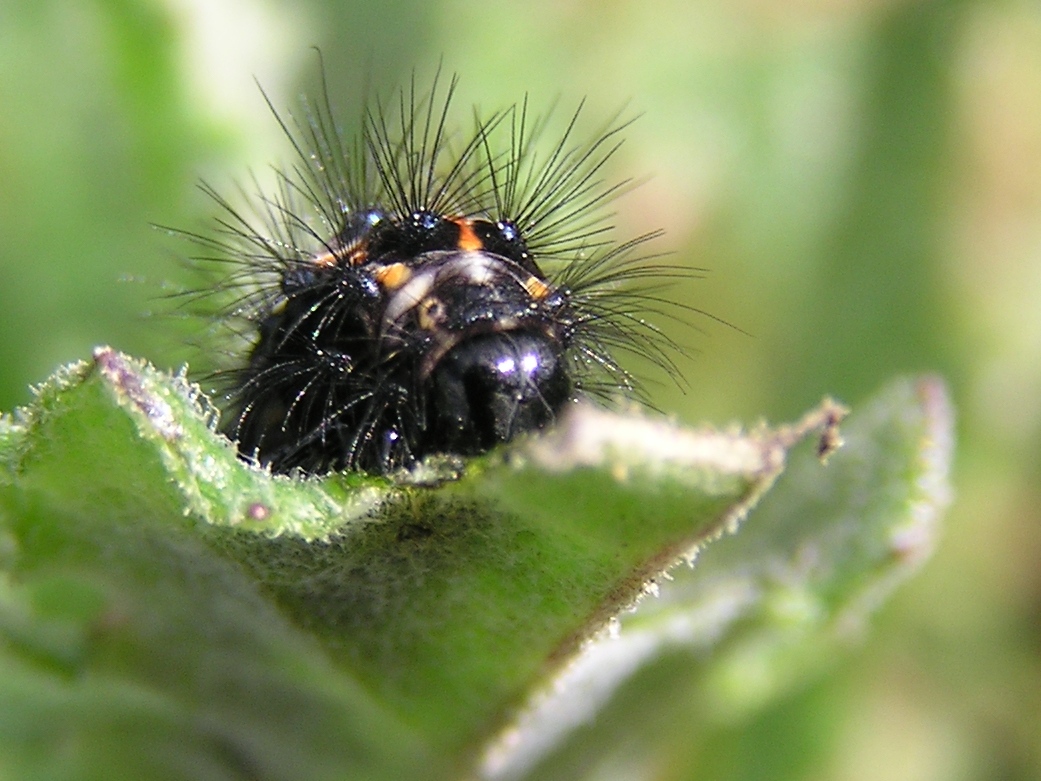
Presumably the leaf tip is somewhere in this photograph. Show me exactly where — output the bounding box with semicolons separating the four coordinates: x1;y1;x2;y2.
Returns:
92;347;185;442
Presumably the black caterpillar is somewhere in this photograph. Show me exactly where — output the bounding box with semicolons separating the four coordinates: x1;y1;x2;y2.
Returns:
183;69;693;476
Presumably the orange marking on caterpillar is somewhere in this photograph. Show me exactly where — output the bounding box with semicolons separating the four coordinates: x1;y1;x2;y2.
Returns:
311;249;338;267
373;262;412;290
452;218;484;251
524;275;552;300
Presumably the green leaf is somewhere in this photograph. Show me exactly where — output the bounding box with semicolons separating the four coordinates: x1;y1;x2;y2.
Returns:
486;376;952;780
0;350;951;779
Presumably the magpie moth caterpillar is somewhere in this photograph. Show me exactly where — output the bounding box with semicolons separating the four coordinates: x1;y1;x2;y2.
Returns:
179;66;699;476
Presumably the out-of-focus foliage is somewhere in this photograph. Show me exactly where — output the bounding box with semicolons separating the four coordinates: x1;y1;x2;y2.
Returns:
0;0;1036;778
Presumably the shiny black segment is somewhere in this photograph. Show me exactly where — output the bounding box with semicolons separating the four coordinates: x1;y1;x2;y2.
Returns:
365;210;460;261
471;219;537;274
425;331;571;454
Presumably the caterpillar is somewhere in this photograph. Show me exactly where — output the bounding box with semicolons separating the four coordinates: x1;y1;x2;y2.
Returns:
179;67;695;476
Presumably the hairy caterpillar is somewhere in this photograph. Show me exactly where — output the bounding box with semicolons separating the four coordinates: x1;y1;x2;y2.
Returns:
179;67;696;476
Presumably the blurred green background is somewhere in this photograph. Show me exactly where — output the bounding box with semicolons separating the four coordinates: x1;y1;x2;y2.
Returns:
1;0;1038;778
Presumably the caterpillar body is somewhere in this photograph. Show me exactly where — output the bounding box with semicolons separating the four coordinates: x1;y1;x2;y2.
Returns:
184;69;691;476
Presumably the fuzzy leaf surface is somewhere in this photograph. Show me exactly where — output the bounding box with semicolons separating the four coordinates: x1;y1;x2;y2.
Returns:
0;350;949;780
487;376;952;780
